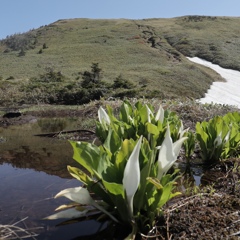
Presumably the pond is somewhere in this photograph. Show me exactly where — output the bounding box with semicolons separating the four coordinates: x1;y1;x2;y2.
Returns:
0;118;106;239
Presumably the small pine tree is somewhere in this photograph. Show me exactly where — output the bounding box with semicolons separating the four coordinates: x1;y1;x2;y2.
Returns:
80;63;102;88
91;63;101;83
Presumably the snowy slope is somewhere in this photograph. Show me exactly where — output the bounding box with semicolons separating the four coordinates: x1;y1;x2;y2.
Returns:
187;57;240;108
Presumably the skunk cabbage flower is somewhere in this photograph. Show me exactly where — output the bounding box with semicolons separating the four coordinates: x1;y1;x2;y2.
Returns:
98;106;110;125
214;132;222;147
157;125;187;179
179;121;189;138
146;105;154;123
48;186;118;222
45;208;89;220
155;105;164;123
55;187;95;205
122;136;142;217
223;130;230;144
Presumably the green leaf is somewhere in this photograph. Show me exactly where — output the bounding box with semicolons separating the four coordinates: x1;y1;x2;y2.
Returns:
146;122;159;135
158;182;174;208
67;166;113;206
119;101;133;123
115;139;134;170
103;129;121;156
102;180;129;222
67;166;92;184
70;141;100;176
102;180;124;197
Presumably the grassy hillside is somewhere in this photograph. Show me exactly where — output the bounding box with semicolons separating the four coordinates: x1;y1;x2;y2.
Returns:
1;16;239;106
146;16;240;70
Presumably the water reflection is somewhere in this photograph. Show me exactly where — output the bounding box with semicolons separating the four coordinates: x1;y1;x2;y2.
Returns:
0;163;80;237
0;118;97;239
0;119;81;178
37;118;67;133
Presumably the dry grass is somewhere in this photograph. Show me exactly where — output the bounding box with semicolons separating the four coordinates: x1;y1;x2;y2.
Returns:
0;217;42;240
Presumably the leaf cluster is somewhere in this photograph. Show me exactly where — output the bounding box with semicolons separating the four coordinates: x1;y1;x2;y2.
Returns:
196;112;240;163
68;101;185;234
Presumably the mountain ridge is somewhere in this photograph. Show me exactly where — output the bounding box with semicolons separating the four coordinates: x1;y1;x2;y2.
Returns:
0;16;239;105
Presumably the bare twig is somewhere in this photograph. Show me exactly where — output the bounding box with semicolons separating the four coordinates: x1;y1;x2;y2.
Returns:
0;217;43;240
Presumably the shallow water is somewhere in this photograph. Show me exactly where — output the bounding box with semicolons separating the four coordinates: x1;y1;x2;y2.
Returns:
0;118;105;239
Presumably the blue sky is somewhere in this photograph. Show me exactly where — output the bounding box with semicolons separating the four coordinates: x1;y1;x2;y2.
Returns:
1;0;240;40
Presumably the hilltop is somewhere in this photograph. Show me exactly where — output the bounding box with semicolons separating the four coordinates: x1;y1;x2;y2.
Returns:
1;16;240;106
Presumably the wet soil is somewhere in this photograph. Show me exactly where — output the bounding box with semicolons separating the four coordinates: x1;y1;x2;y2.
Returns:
158;158;240;240
0;101;240;239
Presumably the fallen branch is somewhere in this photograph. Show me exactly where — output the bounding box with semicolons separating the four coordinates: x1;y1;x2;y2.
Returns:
34;129;95;137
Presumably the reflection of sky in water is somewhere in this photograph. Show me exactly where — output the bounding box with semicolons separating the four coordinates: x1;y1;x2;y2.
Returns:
0;164;109;239
0;163;81;236
0;119;104;239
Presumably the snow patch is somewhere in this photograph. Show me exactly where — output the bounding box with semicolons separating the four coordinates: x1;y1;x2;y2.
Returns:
187;57;240;108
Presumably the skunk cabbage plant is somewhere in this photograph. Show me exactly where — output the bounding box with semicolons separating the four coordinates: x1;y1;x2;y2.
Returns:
196;112;240;163
46;101;188;238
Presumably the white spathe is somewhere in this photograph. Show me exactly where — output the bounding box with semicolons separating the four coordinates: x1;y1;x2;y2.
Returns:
155;105;165;123
187;57;240;108
45;208;89;220
157;125;187;179
122;136;142;217
98;106;110;125
52;186;119;222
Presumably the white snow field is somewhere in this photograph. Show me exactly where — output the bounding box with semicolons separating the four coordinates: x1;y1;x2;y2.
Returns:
187;57;240;108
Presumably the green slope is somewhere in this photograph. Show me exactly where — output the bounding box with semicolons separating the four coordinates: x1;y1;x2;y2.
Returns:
1;16;239;105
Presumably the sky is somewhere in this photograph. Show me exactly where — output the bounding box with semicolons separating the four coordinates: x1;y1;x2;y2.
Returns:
1;0;240;40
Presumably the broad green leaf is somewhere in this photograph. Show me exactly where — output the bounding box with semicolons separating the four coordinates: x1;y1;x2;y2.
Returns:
158;183;174;208
119;101;133;123
115;139;134;170
67;166;92;184
70;141;100;176
138;105;149;124
146;122;159;135
103;129;121;156
102;180;129;222
102;180;124;197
